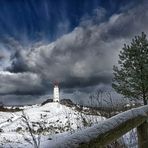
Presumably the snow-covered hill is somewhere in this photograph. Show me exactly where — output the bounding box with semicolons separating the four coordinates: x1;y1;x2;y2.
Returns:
0;102;105;147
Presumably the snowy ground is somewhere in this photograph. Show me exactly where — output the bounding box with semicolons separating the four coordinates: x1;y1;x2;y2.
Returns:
0;102;140;148
0;102;105;147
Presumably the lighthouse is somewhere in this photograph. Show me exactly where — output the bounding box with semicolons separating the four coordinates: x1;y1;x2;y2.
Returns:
53;82;60;102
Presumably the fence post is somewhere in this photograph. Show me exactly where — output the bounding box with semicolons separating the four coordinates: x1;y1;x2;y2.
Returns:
137;120;148;148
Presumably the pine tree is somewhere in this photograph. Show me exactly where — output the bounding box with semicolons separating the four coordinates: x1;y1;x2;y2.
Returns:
112;32;148;105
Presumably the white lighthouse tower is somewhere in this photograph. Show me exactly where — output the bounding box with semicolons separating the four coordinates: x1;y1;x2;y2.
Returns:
53;82;60;102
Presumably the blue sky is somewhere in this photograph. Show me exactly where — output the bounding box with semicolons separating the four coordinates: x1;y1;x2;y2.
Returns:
0;0;138;42
0;0;147;105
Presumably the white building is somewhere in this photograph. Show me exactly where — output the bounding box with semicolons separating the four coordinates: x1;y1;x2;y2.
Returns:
53;83;60;102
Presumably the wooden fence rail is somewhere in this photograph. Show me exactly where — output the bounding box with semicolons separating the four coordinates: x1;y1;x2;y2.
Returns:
48;105;148;148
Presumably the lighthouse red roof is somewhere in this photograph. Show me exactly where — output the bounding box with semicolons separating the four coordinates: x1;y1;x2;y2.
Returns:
53;81;59;86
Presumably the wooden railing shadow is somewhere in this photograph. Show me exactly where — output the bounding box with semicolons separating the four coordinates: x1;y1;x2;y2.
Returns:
50;105;148;148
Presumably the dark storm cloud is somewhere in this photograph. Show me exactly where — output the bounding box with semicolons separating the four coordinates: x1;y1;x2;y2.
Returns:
0;54;5;61
0;94;43;105
1;1;148;96
106;2;148;39
61;73;112;89
0;72;45;95
7;50;28;73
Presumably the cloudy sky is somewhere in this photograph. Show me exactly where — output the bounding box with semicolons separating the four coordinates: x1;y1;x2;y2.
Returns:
0;0;147;105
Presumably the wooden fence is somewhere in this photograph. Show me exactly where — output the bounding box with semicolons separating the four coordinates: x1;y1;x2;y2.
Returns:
49;105;148;148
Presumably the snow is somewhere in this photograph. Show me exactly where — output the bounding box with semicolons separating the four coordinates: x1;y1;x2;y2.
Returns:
40;105;148;148
0;102;105;147
0;102;147;148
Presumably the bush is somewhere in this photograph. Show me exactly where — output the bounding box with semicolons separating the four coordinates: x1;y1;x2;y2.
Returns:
41;99;53;106
60;99;75;107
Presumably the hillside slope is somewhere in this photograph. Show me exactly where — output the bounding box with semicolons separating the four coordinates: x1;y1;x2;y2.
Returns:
0;102;105;147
